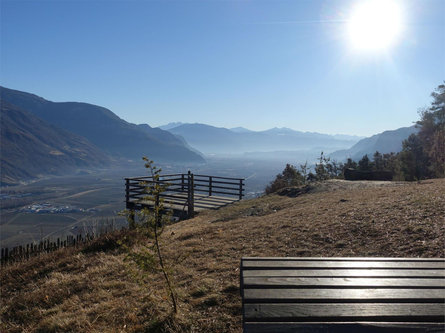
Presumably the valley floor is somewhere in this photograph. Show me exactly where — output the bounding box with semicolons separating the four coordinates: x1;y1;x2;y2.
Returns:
1;179;444;332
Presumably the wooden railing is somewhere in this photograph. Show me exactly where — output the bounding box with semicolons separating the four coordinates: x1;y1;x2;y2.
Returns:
125;172;245;218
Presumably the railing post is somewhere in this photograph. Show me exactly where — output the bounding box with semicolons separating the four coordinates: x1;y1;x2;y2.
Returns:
187;171;194;218
209;176;212;196
125;178;130;208
181;174;185;192
239;179;243;200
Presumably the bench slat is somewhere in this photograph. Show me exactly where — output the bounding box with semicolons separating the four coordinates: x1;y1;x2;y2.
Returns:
244;303;445;322
242;257;445;262
243;277;445;288
243;269;445;278
243;288;445;303
244;322;445;333
242;260;445;269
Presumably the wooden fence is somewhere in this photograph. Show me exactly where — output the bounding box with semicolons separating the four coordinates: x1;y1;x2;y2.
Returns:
125;171;245;218
1;232;105;266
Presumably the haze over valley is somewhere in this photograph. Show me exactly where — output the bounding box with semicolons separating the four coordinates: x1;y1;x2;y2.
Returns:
0;86;424;247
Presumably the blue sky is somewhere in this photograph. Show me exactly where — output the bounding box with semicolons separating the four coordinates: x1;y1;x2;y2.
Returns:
1;0;444;136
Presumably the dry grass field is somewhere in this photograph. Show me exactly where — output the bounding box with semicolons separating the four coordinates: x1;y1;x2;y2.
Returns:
1;179;444;332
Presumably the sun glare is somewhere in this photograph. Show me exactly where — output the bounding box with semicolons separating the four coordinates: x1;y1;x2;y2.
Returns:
347;0;403;52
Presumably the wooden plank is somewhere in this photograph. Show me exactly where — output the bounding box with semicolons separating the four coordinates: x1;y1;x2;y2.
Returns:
137;194;238;209
243;277;445;288
242;260;445;269
197;189;242;196
242;257;445;262
194;183;240;191
195;193;237;200
194;197;237;204
244;322;445;333
194;173;244;181
195;199;236;206
194;203;233;209
243;303;445;322
243;288;445;303
126;173;183;180
243;269;445;278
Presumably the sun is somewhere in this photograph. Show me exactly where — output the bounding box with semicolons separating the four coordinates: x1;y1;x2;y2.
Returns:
347;0;403;52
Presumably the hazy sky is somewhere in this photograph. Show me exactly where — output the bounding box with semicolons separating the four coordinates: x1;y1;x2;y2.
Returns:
1;0;444;136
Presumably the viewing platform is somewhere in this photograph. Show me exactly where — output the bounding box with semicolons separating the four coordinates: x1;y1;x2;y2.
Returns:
125;172;245;219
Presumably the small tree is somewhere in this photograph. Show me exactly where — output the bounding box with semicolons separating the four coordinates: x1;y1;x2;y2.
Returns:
326;159;344;179
314;152;330;181
265;164;304;194
122;157;178;314
299;161;309;184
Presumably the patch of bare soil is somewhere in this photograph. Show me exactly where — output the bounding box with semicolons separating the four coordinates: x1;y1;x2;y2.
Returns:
1;179;444;332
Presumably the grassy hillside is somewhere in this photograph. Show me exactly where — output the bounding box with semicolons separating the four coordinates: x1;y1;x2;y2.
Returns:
1;179;444;332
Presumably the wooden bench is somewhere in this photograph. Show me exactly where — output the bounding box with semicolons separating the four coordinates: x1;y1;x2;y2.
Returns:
240;257;445;332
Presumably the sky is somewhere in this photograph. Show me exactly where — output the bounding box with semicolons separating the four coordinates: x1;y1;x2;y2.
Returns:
1;0;444;136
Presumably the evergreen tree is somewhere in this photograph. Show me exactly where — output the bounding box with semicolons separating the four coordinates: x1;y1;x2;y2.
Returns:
401;83;445;179
343;158;358;173
373;151;384;171
417;83;445;177
265;164;304;194
358;155;371;171
399;134;429;180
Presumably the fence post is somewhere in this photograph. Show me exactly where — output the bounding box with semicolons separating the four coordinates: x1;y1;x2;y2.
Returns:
239;179;243;200
209;176;212;196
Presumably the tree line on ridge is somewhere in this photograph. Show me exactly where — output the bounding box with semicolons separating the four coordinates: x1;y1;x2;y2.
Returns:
266;83;444;194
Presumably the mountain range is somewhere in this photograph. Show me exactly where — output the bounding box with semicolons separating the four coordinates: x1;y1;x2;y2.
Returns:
1;86;417;185
1;87;205;162
162;123;363;155
329;126;418;161
1;101;110;185
0;87;204;184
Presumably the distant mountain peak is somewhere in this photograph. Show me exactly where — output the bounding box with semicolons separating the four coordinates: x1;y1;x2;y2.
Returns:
329;125;418;161
167;122;362;155
229;127;252;133
158;122;185;130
